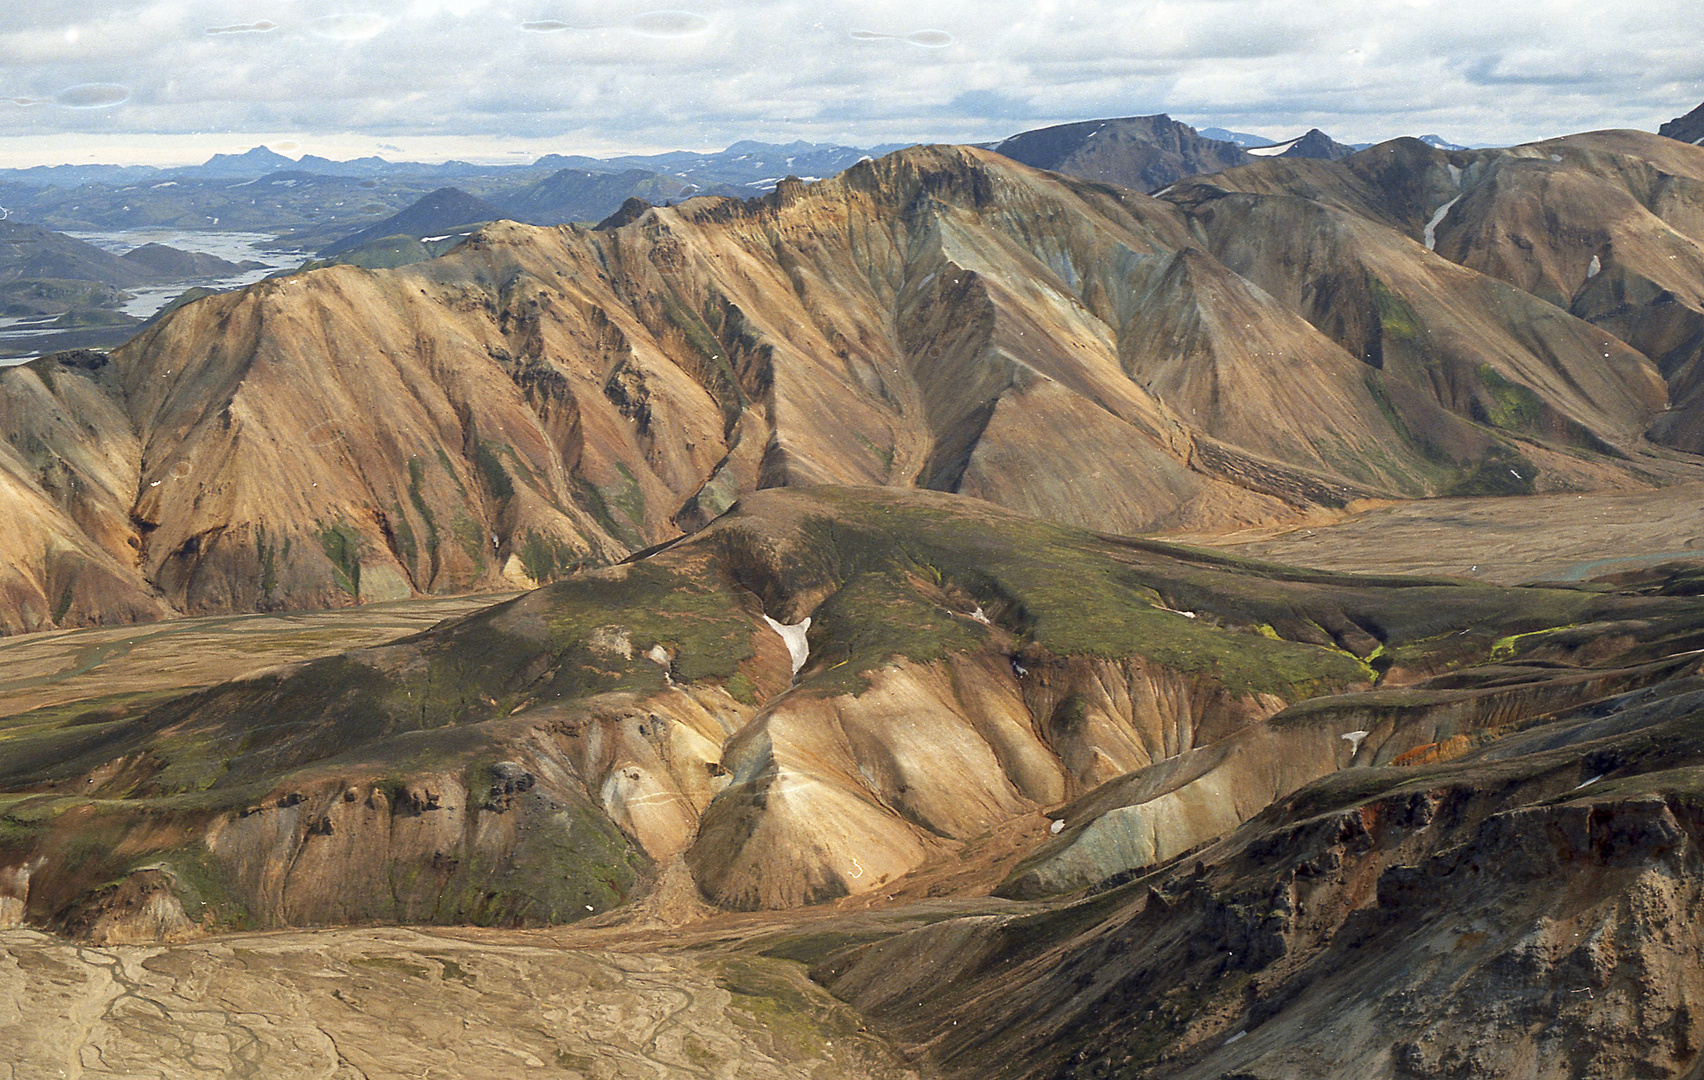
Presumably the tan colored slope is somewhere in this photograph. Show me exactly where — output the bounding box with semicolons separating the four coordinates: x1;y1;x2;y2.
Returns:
1451;133;1704;453
0;360;166;634
1179;129;1704;456
1116;247;1419;493
6;141;1698;631
1175;183;1670;482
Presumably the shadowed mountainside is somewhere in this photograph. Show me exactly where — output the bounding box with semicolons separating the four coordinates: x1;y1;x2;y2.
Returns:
991;114;1253;192
3;137;1699;634
1661;100;1704;145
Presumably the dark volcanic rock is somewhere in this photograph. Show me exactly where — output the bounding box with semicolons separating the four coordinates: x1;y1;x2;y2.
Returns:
1659;100;1704;145
497;168;713;226
0;221;154;287
992;114;1252;192
1277;127;1358;160
319;187;503;256
596;196;653;230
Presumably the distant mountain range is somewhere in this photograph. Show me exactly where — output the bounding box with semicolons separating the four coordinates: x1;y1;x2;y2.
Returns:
0;139;899;193
1197;126;1278;148
0;125;1475;245
987;116;1471;193
991;115;1254;192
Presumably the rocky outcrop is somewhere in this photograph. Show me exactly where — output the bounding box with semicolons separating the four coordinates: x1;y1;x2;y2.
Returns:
820;657;1704;1079
1659;100;1704;145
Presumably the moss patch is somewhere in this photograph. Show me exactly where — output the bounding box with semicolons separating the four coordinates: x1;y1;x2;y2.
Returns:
317;523;364;599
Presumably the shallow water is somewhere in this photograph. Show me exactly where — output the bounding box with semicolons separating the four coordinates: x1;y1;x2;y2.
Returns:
0;229;308;359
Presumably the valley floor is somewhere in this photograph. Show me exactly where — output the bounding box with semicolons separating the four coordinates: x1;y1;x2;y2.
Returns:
1180;482;1704;584
0;921;922;1079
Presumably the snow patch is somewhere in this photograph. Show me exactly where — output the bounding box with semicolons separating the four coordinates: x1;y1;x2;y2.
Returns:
1446;163;1462;187
420;234;452;243
1575;774;1603;790
1341;730;1369;753
763;614;811;674
1246;138;1300;157
1423;196;1461;250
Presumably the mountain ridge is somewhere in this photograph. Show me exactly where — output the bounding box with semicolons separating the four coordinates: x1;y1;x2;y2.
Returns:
2;133;1701;634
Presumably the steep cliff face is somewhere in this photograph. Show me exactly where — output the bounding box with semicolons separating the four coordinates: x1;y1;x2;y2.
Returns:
6;138;1695;633
0;356;168;634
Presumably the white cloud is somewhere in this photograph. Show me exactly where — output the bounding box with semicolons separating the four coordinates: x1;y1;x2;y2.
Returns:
54;82;129;107
308;13;389;41
0;0;1697;163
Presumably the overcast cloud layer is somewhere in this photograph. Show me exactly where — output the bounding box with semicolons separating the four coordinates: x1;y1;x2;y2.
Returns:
1;0;1701;166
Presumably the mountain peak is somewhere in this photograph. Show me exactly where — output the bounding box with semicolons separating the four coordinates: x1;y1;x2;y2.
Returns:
317;186;502;256
991;114;1250;193
1244;128;1357;161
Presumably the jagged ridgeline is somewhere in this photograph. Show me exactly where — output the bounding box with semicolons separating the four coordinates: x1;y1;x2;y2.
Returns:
0;487;1699;938
5;134;1704;634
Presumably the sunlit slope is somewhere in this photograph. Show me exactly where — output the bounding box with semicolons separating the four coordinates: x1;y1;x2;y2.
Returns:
4;141;1694;631
1169;129;1704;456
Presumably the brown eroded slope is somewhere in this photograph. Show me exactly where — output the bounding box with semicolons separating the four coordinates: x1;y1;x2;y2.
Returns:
5;140;1695;632
1169;128;1704;457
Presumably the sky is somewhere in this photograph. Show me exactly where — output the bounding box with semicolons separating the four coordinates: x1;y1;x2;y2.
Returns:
1;0;1701;167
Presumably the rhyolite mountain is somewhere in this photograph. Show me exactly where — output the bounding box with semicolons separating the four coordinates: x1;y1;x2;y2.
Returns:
991;114;1254;192
2;484;1702;1078
1165;128;1704;453
4;133;1703;634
